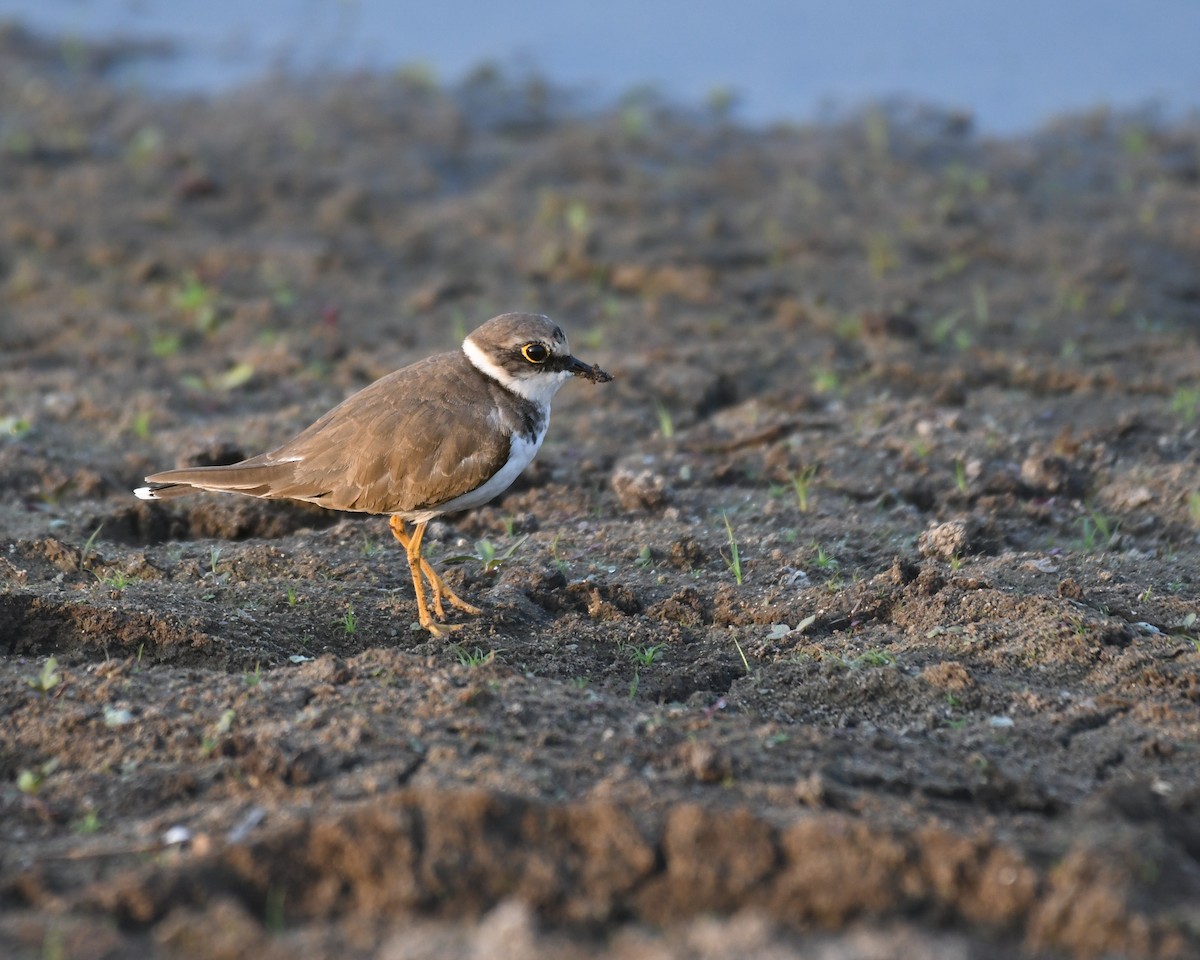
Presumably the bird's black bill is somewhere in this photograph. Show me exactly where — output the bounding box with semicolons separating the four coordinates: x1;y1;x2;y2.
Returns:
563;355;614;383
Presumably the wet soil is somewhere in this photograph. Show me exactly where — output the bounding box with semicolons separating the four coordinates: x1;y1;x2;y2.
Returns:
2;23;1200;960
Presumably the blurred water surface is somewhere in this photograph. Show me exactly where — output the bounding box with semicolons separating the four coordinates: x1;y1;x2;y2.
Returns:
3;0;1198;132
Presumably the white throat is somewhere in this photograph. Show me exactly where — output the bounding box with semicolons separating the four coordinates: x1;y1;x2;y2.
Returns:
462;336;571;407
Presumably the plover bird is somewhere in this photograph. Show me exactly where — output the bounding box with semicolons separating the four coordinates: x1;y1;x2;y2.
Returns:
135;312;612;634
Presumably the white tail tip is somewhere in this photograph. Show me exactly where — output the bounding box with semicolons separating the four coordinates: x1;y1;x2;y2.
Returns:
133;486;159;500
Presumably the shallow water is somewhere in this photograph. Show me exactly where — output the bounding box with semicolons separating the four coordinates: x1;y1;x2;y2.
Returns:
5;0;1200;132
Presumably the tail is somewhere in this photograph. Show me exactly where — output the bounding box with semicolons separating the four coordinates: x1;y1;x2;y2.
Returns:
134;460;297;502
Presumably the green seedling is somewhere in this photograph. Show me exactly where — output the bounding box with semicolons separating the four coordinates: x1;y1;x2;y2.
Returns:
564;200;590;237
80;523;104;569
17;759;59;795
26;657;60;699
811;543;839;570
201;708;237;757
131;410;153;440
98;569;133;590
1077;508;1118;552
628;643;664;667
286;585;299;606
243;662;262;687
151;332;182;358
340;606;358;635
446;535;529;574
954;458;968;495
1189;492;1200;527
1173;387;1200;423
855;649;894;668
654;400;675;439
732;634;751;674
0;415;32;438
174;273;219;334
73;810;103;834
454;646;496;667
810;367;841;395
550;533;570;575
636;545;653;569
789;465;819;512
721;512;743;585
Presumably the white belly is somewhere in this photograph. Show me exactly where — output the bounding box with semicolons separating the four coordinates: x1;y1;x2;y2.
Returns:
403;423;547;523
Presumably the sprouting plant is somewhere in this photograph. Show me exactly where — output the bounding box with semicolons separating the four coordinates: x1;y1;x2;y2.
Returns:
26;657;61;699
1171;387;1200;423
1077;507;1118;552
243;662;262;687
151;332;182;358
655;400;675;439
811;543;839;570
731;634;751;674
856;649;894;667
572;676;589;689
361;538;378;558
340;605;358;635
131;410;153;440
501;515;516;536
628;670;640;700
948;554;965;572
201;708;237;757
286;585;299;606
174;272;219;334
953;458;968;495
208;547;223;578
80;523;104;569
0;415;32;438
550;533;570;575
98;569;134;590
628;643;664;667
636;545;653;569
564;200;590;237
454;646;496;667
789;465;819;512
446;535;529;574
1189;491;1200;527
810;367;840;395
721;512;743;585
17;759;59;795
73;810;103;834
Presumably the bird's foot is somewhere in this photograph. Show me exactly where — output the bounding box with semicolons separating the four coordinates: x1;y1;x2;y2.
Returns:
420;561;483;618
422;618;466;638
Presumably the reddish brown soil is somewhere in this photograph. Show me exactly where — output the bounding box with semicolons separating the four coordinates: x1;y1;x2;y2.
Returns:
2;24;1200;960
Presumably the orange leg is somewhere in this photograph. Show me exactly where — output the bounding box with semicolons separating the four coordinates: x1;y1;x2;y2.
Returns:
388;516;482;633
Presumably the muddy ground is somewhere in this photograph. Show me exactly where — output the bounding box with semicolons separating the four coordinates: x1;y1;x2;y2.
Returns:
1;23;1200;960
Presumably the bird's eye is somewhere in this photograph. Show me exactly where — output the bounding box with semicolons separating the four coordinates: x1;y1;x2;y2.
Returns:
521;342;550;364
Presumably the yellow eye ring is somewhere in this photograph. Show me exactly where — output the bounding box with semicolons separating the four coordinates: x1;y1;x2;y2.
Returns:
521;342;550;364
